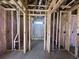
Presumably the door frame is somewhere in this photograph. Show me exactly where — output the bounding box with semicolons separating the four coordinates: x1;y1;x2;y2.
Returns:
29;14;46;51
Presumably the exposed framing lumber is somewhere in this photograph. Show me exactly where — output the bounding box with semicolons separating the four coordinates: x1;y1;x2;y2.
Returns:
68;11;71;51
66;0;75;6
23;13;26;54
1;0;15;8
17;0;23;8
50;0;64;13
9;0;25;13
0;5;16;11
13;8;21;50
28;5;47;7
47;12;51;53
58;11;62;50
17;8;20;50
58;11;68;50
4;8;16;11
11;11;14;51
70;4;79;11
56;12;59;48
61;0;75;9
29;14;46;16
29;14;47;51
52;12;55;50
0;0;27;54
61;5;71;9
4;8;7;51
60;11;69;13
77;6;79;34
14;34;18;49
44;16;46;50
48;0;57;11
28;9;48;12
29;15;31;51
0;0;26;12
68;5;79;57
0;0;26;14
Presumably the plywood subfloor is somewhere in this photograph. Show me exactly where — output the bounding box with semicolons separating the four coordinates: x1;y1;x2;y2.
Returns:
0;40;76;59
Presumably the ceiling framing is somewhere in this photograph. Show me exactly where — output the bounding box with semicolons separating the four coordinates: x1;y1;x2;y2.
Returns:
0;0;79;14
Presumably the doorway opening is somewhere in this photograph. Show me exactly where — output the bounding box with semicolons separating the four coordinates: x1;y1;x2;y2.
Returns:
29;16;46;51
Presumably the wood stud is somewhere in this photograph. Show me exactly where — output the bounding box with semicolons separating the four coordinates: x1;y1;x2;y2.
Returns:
23;13;26;54
47;12;51;53
52;12;55;50
11;11;14;51
44;14;46;50
29;15;31;51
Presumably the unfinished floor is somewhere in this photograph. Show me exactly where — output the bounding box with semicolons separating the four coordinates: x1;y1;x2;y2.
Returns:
0;41;76;59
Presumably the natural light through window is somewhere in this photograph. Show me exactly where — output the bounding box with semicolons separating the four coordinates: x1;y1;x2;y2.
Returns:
34;21;43;24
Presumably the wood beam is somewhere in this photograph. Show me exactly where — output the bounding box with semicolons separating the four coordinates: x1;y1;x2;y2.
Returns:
23;13;26;54
67;11;71;51
48;0;57;11
29;15;31;51
1;0;15;8
29;14;46;16
4;8;16;11
28;5;47;7
47;12;51;53
61;5;71;9
56;12;59;48
52;12;55;50
17;0;23;8
44;15;46;50
9;0;25;13
50;0;64;14
58;11;62;50
16;8;20;50
11;11;14;51
70;4;79;11
28;9;48;12
61;0;75;9
0;0;26;13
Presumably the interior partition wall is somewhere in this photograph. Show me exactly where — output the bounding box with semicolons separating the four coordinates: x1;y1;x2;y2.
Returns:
68;9;79;57
6;10;25;51
67;6;79;58
51;12;61;51
60;11;69;50
70;13;77;55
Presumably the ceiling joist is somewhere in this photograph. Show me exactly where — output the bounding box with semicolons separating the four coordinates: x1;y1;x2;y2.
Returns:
61;0;75;9
61;5;71;9
50;0;64;13
9;0;26;13
48;0;57;11
4;8;16;11
28;5;47;8
0;0;26;13
70;4;79;11
28;9;48;12
29;14;46;16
